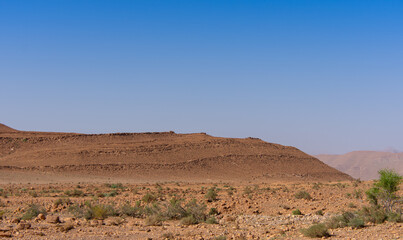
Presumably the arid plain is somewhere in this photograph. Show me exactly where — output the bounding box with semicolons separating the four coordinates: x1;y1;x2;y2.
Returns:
0;124;401;239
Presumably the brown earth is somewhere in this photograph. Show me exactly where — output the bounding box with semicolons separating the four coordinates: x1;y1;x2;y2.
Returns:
0;124;401;239
0;181;401;239
317;151;403;180
0;124;351;183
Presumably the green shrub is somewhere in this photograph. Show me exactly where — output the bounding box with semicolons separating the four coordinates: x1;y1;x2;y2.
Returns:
0;210;5;219
22;204;46;220
164;198;186;220
206;216;218;224
209;207;219;215
185;199;207;222
292;209;302;215
315;210;324;216
87;204;116;220
348;203;357;208
358;206;387;224
108;183;125;189
387;212;402;223
161;232;175;239
327;211;364;229
142;192;157;203
348;217;365;229
106;190;118;197
29;191;38;198
295;191;312;200
145;214;163;226
181;215;197;225
243;186;252;195
301;224;330;238
214;236;227;240
64;189;84;197
205;187;218;202
366;169;402;212
120;201;143;217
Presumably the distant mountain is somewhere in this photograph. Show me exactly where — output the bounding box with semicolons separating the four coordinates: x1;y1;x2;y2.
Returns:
316;151;403;180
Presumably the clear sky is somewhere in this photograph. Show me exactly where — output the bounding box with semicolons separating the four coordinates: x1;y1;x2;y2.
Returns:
1;0;402;155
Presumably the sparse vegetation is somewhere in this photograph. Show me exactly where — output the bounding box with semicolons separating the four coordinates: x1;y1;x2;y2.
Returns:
294;190;312;200
205;187;218;202
301;224;330;238
365;169;402;212
292;209;302;215
22;204;46;220
64;189;84;197
326;211;364;229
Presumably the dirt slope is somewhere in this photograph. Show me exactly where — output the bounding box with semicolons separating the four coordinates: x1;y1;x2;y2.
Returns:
317;151;403;180
0;124;351;182
0;123;18;133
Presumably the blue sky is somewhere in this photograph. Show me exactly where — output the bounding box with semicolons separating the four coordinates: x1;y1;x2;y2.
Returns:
1;0;403;154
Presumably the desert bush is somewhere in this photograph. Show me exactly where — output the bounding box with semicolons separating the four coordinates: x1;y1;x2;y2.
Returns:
386;212;402;223
22;204;46;220
120;201;143;217
209;207;219;215
69;202;116;220
243;186;252;195
312;183;321;190
161;232;175;239
164;198;187;220
106;190;119;197
366;169;402;212
206;216;218;224
295;191;312;200
86;204;117;220
326;211;364;229
315;210;324;216
64;189;84;197
358;206;387;224
28;191;38;198
292;209;302;215
214;236;227;240
180;215;197;225
0;210;5;219
348;203;357;209
301;224;330;238
108;183;125;189
185;199;207;221
142;202;161;217
142;192;157;203
205;187;218;202
145;214;163;226
348;217;365;229
54;198;72;207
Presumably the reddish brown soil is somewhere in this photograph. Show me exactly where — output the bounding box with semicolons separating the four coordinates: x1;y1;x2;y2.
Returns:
0;124;351;183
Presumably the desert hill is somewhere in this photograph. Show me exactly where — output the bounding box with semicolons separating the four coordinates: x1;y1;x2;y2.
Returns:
0;124;351;182
0;123;18;133
316;151;403;180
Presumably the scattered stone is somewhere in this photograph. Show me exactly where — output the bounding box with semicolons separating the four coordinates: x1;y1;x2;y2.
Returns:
46;215;61;224
16;223;31;230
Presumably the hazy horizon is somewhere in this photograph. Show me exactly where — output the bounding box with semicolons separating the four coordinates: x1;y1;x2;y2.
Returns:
1;1;403;155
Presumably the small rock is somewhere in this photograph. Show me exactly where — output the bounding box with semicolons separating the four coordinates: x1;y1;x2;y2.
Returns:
11;218;20;224
37;213;46;220
16;223;31;230
46;215;61;224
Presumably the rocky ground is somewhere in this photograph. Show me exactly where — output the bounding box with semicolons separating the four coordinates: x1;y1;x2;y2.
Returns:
0;181;401;239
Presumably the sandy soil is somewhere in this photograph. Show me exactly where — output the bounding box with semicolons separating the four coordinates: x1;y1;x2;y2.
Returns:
0;181;401;239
